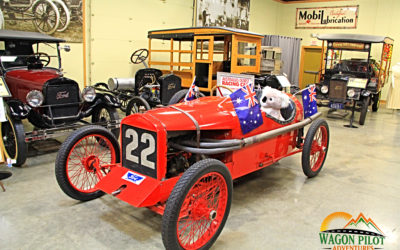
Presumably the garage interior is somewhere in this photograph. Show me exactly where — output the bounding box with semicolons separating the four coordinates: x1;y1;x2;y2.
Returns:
1;0;400;249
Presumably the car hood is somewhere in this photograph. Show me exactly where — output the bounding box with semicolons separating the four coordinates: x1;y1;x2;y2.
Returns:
123;96;237;131
5;68;60;85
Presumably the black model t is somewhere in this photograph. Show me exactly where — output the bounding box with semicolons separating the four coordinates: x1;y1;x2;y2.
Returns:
315;34;393;125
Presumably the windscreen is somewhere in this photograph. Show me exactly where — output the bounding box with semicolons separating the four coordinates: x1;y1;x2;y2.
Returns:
0;41;60;70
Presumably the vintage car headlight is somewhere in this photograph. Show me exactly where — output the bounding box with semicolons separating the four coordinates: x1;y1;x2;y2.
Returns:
347;89;355;98
82;86;96;102
321;85;329;94
26;90;44;107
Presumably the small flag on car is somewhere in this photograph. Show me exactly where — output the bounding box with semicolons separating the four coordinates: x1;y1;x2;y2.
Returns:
229;83;263;134
184;76;197;102
302;85;318;118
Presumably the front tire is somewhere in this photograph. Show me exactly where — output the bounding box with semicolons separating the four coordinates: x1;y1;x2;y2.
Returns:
359;96;370;125
55;126;120;201
302;119;329;178
0;115;27;167
92;105;120;139
162;159;233;250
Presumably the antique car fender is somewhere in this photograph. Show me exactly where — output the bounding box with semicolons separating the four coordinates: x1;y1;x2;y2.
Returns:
81;93;121;117
5;99;31;119
93;93;120;108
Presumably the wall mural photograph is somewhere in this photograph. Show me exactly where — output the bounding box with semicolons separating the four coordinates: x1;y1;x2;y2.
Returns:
196;0;250;30
0;0;83;43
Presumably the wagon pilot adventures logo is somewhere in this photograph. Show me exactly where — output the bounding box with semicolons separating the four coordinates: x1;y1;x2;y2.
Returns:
319;212;385;249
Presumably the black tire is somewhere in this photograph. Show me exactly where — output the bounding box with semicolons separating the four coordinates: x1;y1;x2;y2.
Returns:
168;89;205;105
0;171;12;181
372;93;380;112
125;96;151;116
359;96;370;125
302;119;329;178
162;159;233;250
0;115;27;167
55;126;120;201
92;105;120;139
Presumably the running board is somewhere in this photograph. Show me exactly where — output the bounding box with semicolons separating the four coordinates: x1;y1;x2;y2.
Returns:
24;120;121;142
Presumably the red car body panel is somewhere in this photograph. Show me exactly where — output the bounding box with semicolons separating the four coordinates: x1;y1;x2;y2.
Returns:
5;68;59;102
96;94;304;208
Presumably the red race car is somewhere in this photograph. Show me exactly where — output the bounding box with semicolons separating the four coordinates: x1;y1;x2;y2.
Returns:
55;86;329;249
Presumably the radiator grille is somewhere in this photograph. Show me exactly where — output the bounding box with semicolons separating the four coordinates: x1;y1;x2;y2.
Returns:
159;74;181;105
42;78;80;119
328;80;347;100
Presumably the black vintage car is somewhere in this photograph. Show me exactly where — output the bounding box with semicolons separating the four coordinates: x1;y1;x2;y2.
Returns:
0;30;120;166
315;34;393;125
95;48;182;115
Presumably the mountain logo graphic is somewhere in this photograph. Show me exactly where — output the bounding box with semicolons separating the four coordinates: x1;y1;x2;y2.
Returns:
319;212;385;249
343;213;384;235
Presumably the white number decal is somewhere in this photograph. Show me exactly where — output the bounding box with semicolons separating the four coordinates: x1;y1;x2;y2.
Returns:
125;129;138;163
141;133;155;169
125;129;155;169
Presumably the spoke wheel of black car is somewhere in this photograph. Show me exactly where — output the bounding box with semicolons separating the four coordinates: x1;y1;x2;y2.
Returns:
162;159;233;250
126;96;151;116
32;0;60;35
0;115;27;167
120;97;132;113
55;126;120;201
92;106;120;139
359;96;370;125
130;48;149;64
302;119;329;178
372;92;380;112
168;89;205;105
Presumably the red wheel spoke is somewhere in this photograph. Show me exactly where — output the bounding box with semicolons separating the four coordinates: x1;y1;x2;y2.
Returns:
309;125;328;172
176;172;228;249
66;134;116;193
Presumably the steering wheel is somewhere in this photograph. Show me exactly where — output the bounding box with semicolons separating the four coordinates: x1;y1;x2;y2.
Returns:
211;85;234;96
130;48;149;64
32;52;50;66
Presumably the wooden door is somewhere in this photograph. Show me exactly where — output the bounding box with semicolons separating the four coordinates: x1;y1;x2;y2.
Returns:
193;36;214;93
299;46;323;89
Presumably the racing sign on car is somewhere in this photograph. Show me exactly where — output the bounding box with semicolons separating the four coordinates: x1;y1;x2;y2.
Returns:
122;125;158;179
216;72;254;97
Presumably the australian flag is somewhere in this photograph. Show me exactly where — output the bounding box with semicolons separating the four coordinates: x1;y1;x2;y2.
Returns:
302;85;318;118
230;83;263;134
184;77;197;102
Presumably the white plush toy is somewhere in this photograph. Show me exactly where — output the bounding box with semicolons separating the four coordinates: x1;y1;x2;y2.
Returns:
260;86;290;121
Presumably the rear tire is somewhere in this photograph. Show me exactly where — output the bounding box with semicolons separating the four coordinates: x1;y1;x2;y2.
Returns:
55;126;120;201
0;115;27;167
162;159;232;249
168;89;205;105
92;105;120;139
372;93;380;112
302;119;329;178
125;96;151;116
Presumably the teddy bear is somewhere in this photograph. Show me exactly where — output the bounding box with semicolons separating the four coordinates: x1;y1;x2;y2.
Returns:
260;86;290;121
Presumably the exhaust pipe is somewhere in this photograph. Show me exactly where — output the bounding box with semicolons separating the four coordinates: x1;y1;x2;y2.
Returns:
170;112;322;155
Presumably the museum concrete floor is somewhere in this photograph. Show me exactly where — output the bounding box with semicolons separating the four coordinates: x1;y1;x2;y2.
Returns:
0;107;399;250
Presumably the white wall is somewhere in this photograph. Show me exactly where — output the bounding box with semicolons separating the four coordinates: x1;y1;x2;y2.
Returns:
63;0;398;100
